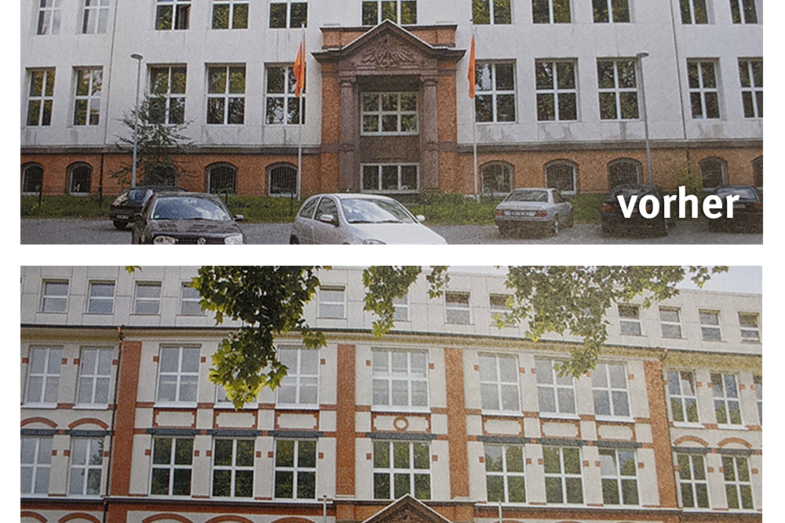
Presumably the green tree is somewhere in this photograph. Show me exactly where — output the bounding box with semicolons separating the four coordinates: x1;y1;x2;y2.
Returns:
192;266;726;408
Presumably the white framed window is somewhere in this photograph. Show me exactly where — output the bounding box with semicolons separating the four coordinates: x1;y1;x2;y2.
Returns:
134;282;162;315
475;62;516;123
25;347;62;405
667;370;699;423
535;60;577;121
274;439;317;499
179;283;203;316
36;0;62;35
362;0;417;25
156;0;190;30
41;280;68;313
215;383;258;408
82;0;109;34
545;162;576;194
711;373;742;425
473;0;511;24
212;439;254;498
738;59;762;119
318;286;345;319
532;0;571;23
679;0;708;24
479;354;520;412
699;310;721;340
372;349;428;409
361;164;419;193
753;375;761;423
372;440;430;499
393;294;410;321
361;92;418;135
277;347;319;407
592;0;629;22
68;437;104;496
26;69;55;126
659;308;682;338
489;293;512;323
592;362;630;418
543;446;583;504
722;455;754;510
730;0;757;23
269;1;307;28
212;0;248;29
599;448;638;505
688;61;720;119
87;281;114;314
207;65;246;125
266;65;304;125
76;348;113;405
445;291;471;325
156;346;200;404
150;437;193;496
484;444;526;502
738;312;760;343
21;437;52;495
536;359;576;415
597;59;638;120
149;66;187;125
618;304;641;336
73;67;102;126
676;453;709;508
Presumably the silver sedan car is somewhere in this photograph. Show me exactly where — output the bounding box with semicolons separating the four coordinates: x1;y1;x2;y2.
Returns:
494;188;574;236
290;193;447;244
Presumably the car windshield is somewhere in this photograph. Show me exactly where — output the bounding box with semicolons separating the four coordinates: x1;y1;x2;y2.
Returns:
505;190;548;203
341;198;415;224
612;185;651;197
716;187;757;200
151;197;231;221
127;188;152;202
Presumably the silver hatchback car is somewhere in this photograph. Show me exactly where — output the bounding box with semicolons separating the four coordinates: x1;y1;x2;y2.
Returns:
290;193;447;244
494;188;574;236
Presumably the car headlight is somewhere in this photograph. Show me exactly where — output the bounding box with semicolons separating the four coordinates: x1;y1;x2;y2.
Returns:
224;234;245;245
362;239;386;245
153;235;177;245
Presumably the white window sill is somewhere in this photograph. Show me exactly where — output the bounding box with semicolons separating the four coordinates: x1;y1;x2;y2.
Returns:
22;403;59;409
539;412;580;420
154;403;199;409
481;411;524;418
595;416;635;424
371;405;431;414
672;421;703;429
275;404;320;411
73;404;110;410
717;424;748;431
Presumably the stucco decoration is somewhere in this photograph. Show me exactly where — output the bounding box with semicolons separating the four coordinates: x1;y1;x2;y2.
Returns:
359;36;416;68
362;494;454;523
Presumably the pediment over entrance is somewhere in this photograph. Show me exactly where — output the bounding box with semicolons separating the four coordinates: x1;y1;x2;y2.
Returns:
313;20;465;74
362;495;454;523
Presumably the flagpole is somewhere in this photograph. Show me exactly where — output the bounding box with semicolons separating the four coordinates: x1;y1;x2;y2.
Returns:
470;21;479;201
296;23;305;200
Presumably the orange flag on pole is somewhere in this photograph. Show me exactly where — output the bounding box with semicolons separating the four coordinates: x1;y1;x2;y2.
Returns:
293;36;306;98
468;34;476;99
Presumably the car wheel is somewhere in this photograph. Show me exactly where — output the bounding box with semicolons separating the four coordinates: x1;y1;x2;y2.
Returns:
289;235;300;244
551;217;560;236
498;225;513;238
113;220;128;230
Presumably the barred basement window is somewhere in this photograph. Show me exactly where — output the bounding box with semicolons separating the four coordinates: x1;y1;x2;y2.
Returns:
592;0;629;22
738;59;762;119
608;159;640;188
362;165;419;193
37;0;62;35
479;354;520;412
212;439;254;498
536;359;576;415
722;455;754;509
274;440;316;499
207;65;245;124
69;164;92;195
82;0;109;34
668;371;699;423
752;157;762;189
68;437;103;496
212;0;248;29
618;304;641;336
688;61;720;119
677;453;709;508
149;66;187;125
277;347;319;407
481;162;513;195
545;162;576;194
270;2;307;28
21;437;52;495
266;66;304;125
730;0;757;24
372;349;428;409
543;446;583;504
699;158;725;191
268;164;298;197
484;444;525;502
27;69;55;126
597;59;638;119
679;0;708;24
711;373;742;425
472;0;511;24
22;164;44;194
207;163;238;194
532;0;571;23
536;60;577;121
475;62;516;123
592;363;630;418
73;67;102;126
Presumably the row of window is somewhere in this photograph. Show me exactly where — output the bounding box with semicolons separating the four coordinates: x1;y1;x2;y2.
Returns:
473;58;762;124
32;0;760;37
33;279;763;344
24;57;762;131
23;343;762;433
20;433;756;511
26;65;303;129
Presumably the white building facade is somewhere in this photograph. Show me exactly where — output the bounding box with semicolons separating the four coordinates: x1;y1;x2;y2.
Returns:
21;267;762;523
21;0;762;197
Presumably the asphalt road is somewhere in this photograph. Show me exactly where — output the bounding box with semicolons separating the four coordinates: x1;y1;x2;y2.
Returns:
21;218;762;245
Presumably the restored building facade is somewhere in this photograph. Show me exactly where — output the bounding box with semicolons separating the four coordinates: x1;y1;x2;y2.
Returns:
21;0;762;197
21;267;762;523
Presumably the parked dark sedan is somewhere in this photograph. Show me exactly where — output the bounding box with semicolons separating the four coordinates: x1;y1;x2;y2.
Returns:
131;192;246;244
601;184;668;237
109;185;185;230
708;185;762;232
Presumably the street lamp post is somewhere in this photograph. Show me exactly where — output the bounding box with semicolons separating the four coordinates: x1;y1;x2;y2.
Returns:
131;53;144;188
636;52;652;185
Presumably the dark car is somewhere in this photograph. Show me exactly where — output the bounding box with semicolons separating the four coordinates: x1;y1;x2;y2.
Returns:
708;185;762;232
601;184;668;237
109;186;185;230
131;192;246;244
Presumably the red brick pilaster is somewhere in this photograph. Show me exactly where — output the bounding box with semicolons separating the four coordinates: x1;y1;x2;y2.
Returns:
109;340;142;499
444;348;470;499
336;344;356;496
644;360;678;508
